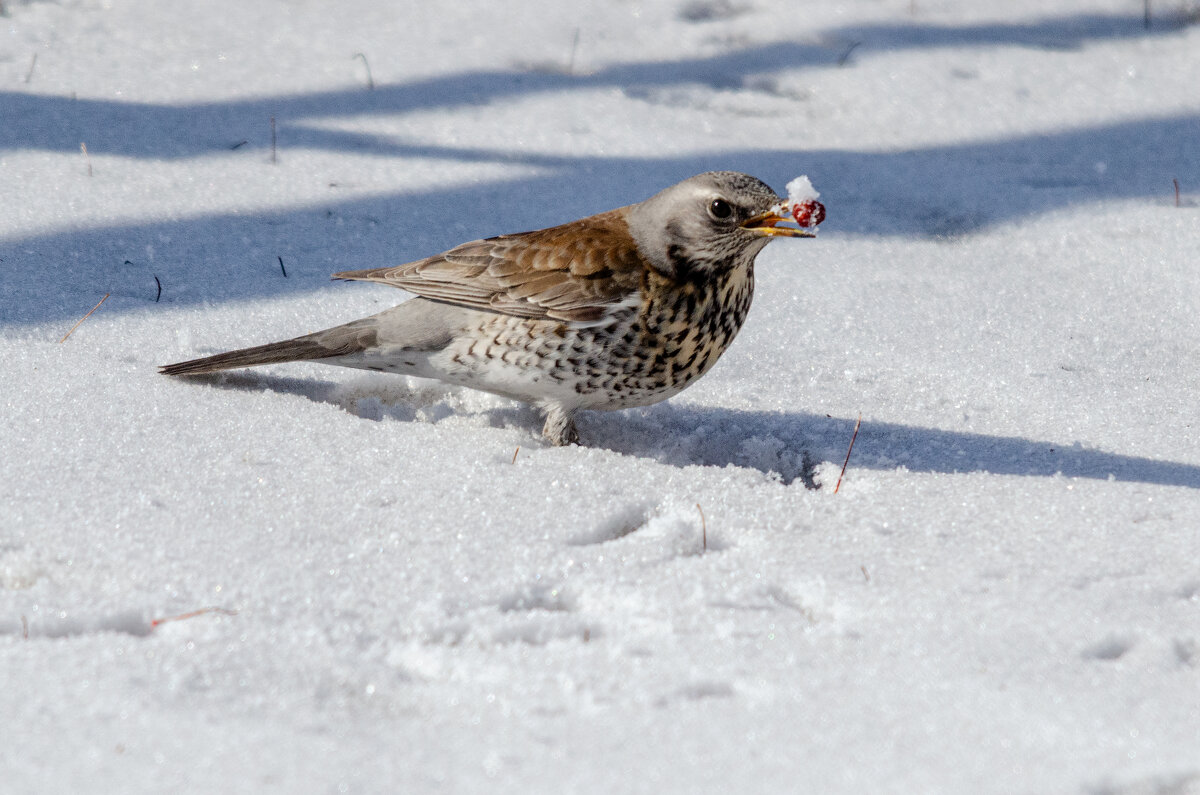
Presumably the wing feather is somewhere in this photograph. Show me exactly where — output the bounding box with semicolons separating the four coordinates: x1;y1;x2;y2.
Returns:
332;209;645;324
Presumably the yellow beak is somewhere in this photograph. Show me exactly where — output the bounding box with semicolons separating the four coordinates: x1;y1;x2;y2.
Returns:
740;209;816;238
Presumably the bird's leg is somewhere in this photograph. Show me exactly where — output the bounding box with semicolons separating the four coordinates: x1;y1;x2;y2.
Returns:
542;404;579;446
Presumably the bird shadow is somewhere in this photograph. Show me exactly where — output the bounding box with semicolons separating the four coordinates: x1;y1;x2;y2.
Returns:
172;369;1200;490
176;368;546;433
586;403;1200;489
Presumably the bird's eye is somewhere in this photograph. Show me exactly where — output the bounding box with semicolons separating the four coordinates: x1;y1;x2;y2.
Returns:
708;198;733;220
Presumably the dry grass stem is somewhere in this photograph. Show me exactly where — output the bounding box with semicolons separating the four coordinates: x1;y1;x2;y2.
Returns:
568;29;581;74
354;53;375;90
150;606;238;629
59;293;110;343
834;413;863;494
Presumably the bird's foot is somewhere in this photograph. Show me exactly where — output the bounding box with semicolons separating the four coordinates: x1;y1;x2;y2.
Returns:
542;406;580;446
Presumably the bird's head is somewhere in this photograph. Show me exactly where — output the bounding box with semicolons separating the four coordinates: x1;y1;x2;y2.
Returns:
626;171;814;284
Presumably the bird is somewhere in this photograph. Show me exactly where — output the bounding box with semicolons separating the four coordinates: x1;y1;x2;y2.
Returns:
160;171;818;445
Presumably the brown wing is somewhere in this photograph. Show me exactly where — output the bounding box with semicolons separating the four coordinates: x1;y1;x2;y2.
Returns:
332;208;646;325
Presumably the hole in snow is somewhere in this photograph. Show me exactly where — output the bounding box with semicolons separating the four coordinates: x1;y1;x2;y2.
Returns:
497;583;576;613
567;503;653;546
1082;634;1136;661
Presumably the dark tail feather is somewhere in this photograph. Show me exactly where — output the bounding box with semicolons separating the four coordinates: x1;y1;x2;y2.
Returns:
159;337;339;376
162;316;380;376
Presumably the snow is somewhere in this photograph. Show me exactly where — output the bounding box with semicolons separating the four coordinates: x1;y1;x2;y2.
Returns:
785;174;820;203
2;0;1200;792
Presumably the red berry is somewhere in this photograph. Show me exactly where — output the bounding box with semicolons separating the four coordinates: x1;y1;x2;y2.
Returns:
792;199;826;228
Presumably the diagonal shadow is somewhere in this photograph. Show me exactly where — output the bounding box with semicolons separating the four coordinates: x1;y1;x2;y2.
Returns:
830;11;1196;53
3;111;1197;328
0;11;1191;159
586;402;1200;489
164;369;1200;490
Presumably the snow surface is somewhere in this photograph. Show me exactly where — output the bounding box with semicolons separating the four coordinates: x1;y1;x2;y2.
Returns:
3;0;1200;792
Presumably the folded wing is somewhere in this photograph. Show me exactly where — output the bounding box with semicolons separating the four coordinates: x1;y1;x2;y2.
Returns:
333;209;645;325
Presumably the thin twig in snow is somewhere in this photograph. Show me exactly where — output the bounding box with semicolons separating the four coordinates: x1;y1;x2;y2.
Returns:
354;53;375;90
837;41;860;66
567;29;581;75
153;275;162;302
59;293;110;343
150;606;238;629
278;255;288;278
24;53;37;83
1174;178;1181;207
833;413;862;494
80;142;92;176
696;503;707;552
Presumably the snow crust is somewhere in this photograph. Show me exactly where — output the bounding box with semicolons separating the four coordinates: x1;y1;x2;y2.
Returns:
2;0;1200;792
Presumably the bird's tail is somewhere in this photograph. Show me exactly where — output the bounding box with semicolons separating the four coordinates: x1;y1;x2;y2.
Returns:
160;319;379;376
159;338;332;376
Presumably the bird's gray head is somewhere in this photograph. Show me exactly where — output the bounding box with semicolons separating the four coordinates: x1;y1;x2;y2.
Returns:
626;171;809;285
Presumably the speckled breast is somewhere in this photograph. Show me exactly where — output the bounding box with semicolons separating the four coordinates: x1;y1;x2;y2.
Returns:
439;266;755;410
569;265;756;410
